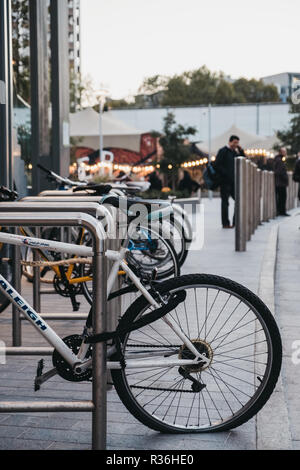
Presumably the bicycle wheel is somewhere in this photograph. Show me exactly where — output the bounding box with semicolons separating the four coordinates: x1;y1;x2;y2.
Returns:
80;226;180;305
0;245;13;313
111;274;282;433
164;216;191;267
126;225;180;280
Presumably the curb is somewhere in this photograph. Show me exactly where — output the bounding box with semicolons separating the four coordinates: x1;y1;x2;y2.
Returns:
256;223;292;450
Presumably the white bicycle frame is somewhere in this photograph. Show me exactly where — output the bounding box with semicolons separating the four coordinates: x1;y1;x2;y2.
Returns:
0;230;209;373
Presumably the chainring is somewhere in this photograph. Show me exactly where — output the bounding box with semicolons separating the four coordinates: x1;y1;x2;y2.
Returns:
52;335;92;382
53;270;82;297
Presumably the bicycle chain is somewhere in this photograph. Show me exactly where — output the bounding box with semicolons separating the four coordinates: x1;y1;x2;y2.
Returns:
107;382;197;393
108;343;201;393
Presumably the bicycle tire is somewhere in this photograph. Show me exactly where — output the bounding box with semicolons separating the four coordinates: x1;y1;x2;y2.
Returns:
0;245;14;313
111;274;282;433
81;228;180;305
168;216;190;267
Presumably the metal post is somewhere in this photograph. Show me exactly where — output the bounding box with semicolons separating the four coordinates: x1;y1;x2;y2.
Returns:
246;160;252;241
33;227;41;312
12;230;22;346
260;169;264;223
235;157;246;252
263;171;268;221
251;163;256;235
50;0;70;177
0;212;108;450
92;235;107;450
29;0;51;195
0;0;13;188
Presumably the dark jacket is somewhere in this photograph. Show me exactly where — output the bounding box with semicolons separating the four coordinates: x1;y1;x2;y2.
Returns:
293;159;300;183
149;172;162;191
293;159;300;200
274;155;288;187
215;146;238;186
178;171;200;194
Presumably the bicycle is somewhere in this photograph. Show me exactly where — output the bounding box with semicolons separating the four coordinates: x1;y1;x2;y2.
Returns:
37;164;193;268
0;185;180;312
0;226;282;433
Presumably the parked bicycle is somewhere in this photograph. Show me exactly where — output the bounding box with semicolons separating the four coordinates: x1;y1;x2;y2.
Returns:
0;223;282;433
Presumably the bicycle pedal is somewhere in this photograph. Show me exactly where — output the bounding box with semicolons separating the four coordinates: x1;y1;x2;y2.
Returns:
73;302;80;312
34;359;44;391
34;364;58;392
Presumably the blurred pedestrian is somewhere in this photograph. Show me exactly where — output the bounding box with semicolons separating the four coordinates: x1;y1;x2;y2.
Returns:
178;170;200;195
148;170;162;191
215;135;241;228
293;151;300;201
274;147;290;216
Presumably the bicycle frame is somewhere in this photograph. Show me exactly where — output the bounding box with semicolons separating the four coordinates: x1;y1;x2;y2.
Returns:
0;231;209;372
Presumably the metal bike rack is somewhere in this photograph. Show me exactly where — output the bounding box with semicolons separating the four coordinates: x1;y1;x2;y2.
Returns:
21;197;123;336
20;198;121;332
0;212;108;450
235;157;277;252
0;202;114;332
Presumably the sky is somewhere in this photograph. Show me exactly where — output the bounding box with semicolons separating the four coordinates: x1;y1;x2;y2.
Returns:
80;0;300;100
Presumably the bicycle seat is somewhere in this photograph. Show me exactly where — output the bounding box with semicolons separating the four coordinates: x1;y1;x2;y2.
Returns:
73;184;112;195
102;195;172;220
0;186;18;202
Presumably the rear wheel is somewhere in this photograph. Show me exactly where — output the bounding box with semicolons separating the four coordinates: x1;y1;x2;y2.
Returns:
81;226;180;305
111;274;282;433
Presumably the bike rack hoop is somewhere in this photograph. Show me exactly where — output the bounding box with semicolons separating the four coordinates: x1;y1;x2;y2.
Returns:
0;211;108;450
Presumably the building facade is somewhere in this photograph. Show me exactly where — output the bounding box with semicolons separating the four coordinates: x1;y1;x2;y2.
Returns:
68;0;81;76
262;73;300;103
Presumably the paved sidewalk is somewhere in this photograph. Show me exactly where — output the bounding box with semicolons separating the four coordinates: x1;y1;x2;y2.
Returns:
274;211;300;449
0;198;295;450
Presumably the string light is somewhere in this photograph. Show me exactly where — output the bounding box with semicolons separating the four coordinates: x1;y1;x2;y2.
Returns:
71;161;155;175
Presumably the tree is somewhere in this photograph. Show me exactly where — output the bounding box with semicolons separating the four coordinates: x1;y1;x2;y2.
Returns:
134;67;281;108
277;103;300;155
159;112;196;189
12;0;30;103
233;78;279;103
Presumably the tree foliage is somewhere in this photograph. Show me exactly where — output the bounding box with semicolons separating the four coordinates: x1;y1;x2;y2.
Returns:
134;66;280;108
277;104;300;155
12;0;30;103
159;112;196;174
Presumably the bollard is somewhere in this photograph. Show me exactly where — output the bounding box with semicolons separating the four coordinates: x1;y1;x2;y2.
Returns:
271;172;276;218
235;157;247;252
257;169;262;226
245;160;251;241
251;163;256;235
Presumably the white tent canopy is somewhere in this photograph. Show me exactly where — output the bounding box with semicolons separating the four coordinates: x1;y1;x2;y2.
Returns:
196;125;278;155
70;107;144;152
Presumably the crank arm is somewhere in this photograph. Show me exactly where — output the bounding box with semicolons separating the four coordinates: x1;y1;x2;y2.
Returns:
34;367;58;391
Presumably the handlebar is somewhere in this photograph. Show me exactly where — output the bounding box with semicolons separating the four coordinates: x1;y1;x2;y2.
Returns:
37;164;84;187
73;184;112;195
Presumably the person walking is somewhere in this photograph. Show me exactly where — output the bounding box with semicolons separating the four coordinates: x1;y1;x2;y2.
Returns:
215;135;243;228
148;169;162;191
178;170;200;196
274;147;290;216
293;151;300;201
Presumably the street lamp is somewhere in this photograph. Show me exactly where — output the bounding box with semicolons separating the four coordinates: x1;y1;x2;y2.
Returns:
95;88;109;175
